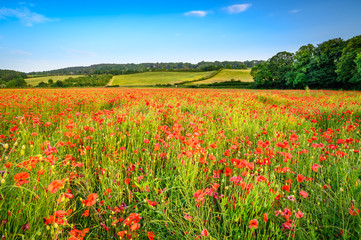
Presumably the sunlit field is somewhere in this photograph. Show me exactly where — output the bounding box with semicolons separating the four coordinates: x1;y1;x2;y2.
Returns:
110;72;214;86
186;69;253;85
0;88;360;239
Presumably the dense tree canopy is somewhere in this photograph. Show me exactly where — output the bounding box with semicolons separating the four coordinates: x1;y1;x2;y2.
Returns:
0;69;28;88
252;35;361;90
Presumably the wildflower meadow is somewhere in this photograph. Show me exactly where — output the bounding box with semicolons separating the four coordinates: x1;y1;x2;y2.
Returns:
0;88;360;239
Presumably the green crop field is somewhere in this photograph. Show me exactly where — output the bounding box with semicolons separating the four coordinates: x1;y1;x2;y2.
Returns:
110;71;214;86
25;75;83;86
187;69;253;85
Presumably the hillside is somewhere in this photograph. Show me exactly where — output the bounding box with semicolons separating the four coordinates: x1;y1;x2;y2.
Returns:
186;69;253;85
110;71;214;86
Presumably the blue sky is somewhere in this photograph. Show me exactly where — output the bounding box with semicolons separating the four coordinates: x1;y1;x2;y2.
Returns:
0;0;360;72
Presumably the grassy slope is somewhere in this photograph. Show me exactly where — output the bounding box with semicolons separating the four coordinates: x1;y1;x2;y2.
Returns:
25;75;83;86
111;71;214;86
186;69;252;85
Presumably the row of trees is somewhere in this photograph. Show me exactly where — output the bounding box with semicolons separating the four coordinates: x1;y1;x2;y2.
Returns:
35;75;112;88
251;35;361;89
29;60;264;76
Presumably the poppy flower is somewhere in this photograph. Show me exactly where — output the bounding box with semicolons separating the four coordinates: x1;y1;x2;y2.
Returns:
300;190;308;198
297;174;305;183
249;219;259;229
295;210;304;218
201;229;208;236
48;179;65;194
14;172;29;186
82;193;98;206
82;210;89;217
148;231;155;240
264;213;268;223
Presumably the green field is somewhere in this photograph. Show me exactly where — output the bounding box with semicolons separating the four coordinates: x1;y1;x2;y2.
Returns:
187;69;252;85
25;75;83;86
110;71;214;86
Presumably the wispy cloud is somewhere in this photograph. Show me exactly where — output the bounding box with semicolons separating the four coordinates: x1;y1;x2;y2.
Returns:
224;4;251;14
0;7;51;26
289;9;302;14
61;47;96;57
11;49;32;55
184;11;208;17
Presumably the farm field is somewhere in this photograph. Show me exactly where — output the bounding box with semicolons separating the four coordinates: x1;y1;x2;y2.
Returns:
187;69;253;85
0;88;361;239
25;75;83;86
110;71;214;86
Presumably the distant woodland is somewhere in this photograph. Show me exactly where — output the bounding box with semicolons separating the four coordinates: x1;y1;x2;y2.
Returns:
251;35;361;90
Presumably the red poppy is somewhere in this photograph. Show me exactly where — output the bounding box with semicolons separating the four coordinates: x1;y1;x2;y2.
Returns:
82;193;98;206
13;172;30;186
264;213;268;223
295;210;304;218
249;219;259;229
48;179;64;194
300;190;308;198
201;229;208;236
82;210;89;217
148;231;155;240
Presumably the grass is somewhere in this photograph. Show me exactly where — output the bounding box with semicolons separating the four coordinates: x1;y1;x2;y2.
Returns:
0;88;360;239
110;71;214;86
25;75;83;86
186;69;253;85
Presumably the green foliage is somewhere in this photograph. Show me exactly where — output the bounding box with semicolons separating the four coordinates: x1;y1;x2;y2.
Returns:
6;78;27;88
50;75;112;87
336;35;361;88
307;38;345;88
251;36;361;89
356;53;361;75
35;81;49;88
0;69;27;82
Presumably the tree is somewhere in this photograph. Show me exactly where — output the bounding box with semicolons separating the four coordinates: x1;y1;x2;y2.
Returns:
6;78;27;88
291;44;315;88
308;38;345;88
53;80;64;87
268;51;294;88
336;35;361;88
48;79;54;84
252;62;272;88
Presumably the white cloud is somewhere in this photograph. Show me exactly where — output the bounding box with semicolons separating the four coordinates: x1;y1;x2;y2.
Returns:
11;49;32;55
224;4;251;14
289;9;302;14
61;47;96;57
184;11;208;17
0;7;51;26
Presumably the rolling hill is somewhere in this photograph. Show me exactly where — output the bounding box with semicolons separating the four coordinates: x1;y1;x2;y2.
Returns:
110;71;214;86
185;69;253;85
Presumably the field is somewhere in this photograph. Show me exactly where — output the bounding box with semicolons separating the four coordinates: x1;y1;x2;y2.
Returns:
0;88;361;239
187;69;253;85
25;75;83;86
110;71;214;86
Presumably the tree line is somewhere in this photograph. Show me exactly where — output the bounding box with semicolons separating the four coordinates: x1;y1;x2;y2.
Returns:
251;35;361;89
0;70;28;88
28;60;264;76
35;75;112;88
